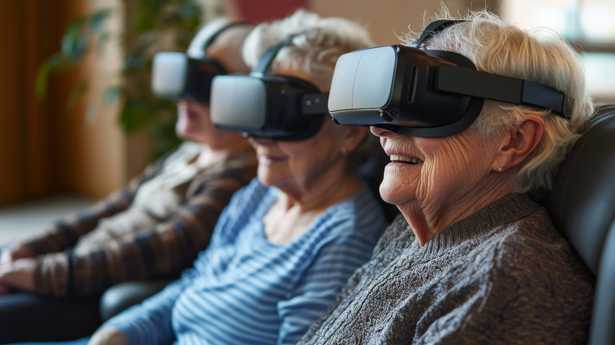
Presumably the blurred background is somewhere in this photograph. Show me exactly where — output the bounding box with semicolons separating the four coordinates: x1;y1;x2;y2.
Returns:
0;0;614;243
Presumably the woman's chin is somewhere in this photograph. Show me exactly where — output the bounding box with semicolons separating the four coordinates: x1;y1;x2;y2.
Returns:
257;169;280;188
379;182;413;206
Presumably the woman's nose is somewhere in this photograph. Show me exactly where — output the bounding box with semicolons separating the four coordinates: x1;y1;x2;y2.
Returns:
370;126;395;138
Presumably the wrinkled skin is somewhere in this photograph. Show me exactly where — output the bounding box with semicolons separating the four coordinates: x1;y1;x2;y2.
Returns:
372;114;544;245
250;118;365;205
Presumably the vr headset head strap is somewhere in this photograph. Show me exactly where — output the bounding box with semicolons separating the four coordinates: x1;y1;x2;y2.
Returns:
248;33;329;115
413;19;466;48
417;19;572;120
198;22;251;56
250;35;299;77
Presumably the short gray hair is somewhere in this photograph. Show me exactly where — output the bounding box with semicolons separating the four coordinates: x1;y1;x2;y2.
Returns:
402;9;594;197
243;9;378;172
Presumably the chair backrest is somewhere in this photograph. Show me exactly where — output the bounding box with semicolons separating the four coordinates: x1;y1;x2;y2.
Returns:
543;104;615;345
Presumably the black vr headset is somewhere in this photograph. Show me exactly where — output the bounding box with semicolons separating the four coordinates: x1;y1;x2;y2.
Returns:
150;22;248;104
328;20;572;137
210;35;329;141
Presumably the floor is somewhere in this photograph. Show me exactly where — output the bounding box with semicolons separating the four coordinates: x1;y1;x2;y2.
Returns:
0;194;96;245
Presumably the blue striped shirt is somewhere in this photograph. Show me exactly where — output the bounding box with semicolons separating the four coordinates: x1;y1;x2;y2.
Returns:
104;178;387;345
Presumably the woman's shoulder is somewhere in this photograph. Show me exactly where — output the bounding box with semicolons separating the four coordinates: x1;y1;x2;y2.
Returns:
474;203;594;290
490;204;581;263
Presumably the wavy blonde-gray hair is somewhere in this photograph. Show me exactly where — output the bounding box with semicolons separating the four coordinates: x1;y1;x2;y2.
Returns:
402;9;594;197
242;9;374;89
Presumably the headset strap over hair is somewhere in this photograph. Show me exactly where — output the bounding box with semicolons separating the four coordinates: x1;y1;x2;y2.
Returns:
249;33;329;117
437;64;571;119
200;22;252;53
416;19;572;120
413;19;466;47
250;34;300;77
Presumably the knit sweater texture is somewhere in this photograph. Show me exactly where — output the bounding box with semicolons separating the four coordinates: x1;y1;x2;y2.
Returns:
298;193;594;345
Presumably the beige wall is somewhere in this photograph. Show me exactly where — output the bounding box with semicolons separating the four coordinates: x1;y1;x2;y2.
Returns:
309;0;499;45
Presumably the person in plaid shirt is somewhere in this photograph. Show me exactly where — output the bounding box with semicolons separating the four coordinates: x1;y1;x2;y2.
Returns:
0;19;257;343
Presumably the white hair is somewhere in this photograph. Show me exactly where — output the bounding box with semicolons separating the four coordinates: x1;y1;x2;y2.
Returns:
242;9;374;88
402;9;594;197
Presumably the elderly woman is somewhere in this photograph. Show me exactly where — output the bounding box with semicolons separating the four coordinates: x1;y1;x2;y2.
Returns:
0;20;258;343
18;10;387;345
298;10;595;345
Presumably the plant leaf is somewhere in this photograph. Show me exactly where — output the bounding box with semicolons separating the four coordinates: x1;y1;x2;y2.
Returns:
35;54;63;99
67;80;89;111
119;100;154;133
104;86;123;105
89;9;112;32
97;32;112;53
62;17;87;61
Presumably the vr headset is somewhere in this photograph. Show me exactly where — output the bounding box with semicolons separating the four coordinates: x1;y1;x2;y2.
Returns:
150;22;248;104
328;20;572;137
210;36;329;141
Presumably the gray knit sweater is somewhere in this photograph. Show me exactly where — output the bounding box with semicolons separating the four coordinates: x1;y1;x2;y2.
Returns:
298;193;594;344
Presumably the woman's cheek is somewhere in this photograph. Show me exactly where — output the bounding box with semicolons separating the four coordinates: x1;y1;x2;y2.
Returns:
417;152;461;204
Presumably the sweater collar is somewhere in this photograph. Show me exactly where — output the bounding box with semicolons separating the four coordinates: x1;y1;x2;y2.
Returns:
410;193;540;259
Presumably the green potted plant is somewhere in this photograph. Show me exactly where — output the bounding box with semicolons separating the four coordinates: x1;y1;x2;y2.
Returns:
37;0;214;159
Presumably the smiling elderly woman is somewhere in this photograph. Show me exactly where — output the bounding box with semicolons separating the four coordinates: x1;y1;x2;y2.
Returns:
298;10;595;345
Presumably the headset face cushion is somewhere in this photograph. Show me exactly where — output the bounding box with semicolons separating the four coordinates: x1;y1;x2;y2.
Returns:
151;52;227;104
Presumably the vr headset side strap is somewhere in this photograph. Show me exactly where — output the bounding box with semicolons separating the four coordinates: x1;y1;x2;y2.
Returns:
437;64;570;119
250;34;330;116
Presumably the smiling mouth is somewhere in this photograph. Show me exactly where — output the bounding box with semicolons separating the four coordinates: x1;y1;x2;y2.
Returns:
259;154;287;163
390;155;423;164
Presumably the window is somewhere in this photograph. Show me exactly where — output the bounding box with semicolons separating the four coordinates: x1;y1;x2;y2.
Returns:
501;0;615;102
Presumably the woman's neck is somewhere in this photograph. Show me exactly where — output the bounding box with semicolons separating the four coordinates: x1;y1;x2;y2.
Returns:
279;164;363;213
400;172;513;246
264;164;363;246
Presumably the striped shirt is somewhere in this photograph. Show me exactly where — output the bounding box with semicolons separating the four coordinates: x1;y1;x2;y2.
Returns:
104;178;387;345
20;142;257;297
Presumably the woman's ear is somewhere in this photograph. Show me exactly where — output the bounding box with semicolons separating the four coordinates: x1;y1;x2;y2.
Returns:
492;114;545;173
341;126;369;154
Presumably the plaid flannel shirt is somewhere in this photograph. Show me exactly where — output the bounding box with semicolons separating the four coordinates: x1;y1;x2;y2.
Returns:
21;144;257;297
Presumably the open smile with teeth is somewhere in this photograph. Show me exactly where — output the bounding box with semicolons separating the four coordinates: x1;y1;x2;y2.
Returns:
390;155;423;164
